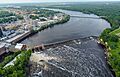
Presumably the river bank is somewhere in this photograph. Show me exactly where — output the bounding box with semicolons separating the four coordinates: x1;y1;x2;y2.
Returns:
98;40;116;77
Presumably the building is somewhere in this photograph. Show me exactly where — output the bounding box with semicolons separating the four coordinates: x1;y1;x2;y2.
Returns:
6;31;31;44
0;43;10;55
15;43;27;51
39;17;47;21
53;16;58;20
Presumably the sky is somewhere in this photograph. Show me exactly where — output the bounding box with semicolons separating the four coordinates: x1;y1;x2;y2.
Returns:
0;0;120;4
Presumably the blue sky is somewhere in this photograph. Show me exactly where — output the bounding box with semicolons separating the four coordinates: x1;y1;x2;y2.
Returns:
0;0;120;4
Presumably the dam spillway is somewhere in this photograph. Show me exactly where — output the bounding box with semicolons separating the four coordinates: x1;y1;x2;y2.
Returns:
30;37;113;77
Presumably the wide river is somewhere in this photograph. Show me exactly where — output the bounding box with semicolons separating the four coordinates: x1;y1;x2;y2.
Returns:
22;9;114;77
21;9;110;47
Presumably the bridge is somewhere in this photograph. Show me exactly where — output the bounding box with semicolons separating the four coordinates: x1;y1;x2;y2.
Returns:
70;15;105;19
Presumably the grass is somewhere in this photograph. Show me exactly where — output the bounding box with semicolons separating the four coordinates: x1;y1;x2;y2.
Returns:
110;28;120;35
108;30;120;77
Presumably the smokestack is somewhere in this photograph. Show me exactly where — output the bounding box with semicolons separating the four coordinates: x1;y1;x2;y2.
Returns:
0;26;3;37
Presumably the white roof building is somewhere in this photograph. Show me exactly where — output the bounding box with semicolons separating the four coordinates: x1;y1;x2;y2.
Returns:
15;43;27;50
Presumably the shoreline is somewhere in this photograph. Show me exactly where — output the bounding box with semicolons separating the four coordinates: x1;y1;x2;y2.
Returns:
98;40;116;77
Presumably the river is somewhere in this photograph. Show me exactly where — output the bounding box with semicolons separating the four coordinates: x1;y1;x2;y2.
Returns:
21;9;110;47
21;9;113;77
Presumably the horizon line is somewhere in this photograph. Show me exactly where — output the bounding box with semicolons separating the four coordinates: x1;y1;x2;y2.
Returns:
0;1;120;5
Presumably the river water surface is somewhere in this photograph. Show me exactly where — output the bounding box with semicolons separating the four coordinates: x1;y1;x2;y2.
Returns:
30;37;113;77
21;9;110;47
21;9;113;77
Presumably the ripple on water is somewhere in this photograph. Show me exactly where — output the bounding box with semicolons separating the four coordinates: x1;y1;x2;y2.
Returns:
30;37;113;77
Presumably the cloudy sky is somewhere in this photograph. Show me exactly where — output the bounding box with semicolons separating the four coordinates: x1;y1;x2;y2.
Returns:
0;0;120;4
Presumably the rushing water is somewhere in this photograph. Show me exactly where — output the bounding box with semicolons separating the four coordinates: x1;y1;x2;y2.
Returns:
21;9;113;77
30;37;113;77
21;9;110;47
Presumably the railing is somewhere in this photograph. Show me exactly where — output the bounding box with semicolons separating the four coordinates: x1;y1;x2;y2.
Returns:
70;15;105;19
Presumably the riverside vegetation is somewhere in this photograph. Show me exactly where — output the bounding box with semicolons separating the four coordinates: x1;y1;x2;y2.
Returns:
0;50;32;77
48;2;120;77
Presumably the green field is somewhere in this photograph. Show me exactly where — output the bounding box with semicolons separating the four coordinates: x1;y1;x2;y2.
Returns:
110;28;120;35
